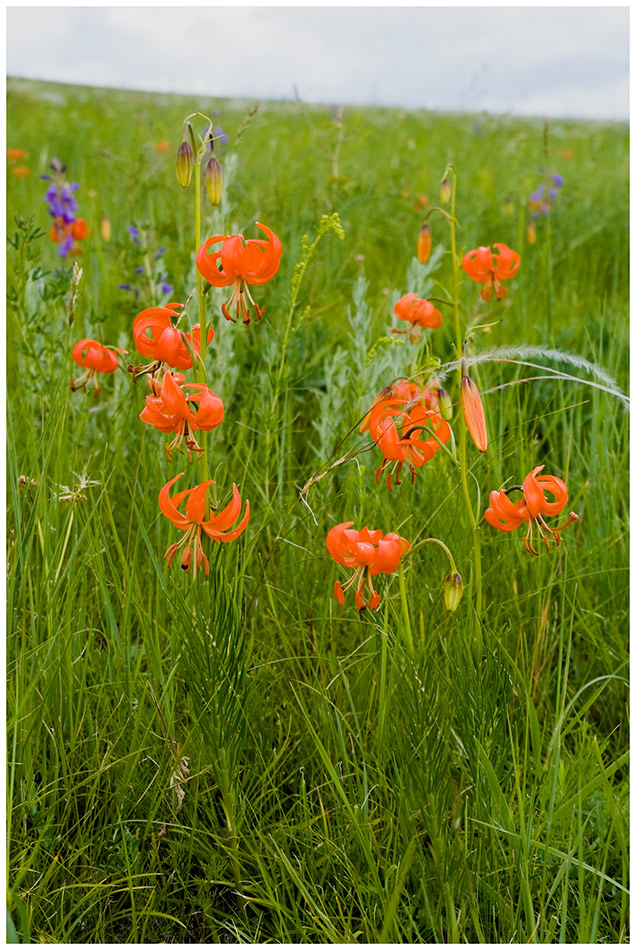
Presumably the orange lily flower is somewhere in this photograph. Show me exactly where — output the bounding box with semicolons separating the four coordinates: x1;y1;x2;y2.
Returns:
369;395;451;490
50;217;90;251
7;148;29;160
140;371;224;460
131;302;213;379
326;522;410;610
359;379;440;434
196;222;282;324
462;243;520;301
392;293;442;343
159;475;250;575
11;165;30;179
71;338;123;395
484;465;578;555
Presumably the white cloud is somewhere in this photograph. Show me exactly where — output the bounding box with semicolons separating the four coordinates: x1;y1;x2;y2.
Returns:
6;6;629;120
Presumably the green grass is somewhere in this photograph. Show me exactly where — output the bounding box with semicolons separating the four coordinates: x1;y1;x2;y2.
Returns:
7;77;629;943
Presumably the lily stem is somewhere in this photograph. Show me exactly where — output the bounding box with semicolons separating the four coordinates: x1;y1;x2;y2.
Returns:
448;167;483;640
194;144;209;487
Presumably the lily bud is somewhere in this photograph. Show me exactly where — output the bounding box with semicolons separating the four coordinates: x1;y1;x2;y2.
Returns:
204;155;223;206
175;141;194;188
100;217;111;242
437;386;453;421
526;222;537;245
460;370;488;452
443;572;463;612
440;178;451;204
417;223;432;264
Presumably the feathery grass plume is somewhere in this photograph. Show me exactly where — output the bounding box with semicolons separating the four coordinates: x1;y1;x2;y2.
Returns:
428;345;629;407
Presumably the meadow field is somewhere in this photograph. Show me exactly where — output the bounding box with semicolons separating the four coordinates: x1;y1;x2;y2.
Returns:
6;77;629;943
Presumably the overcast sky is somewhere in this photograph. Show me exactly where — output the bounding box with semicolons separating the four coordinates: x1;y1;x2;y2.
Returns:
6;5;630;120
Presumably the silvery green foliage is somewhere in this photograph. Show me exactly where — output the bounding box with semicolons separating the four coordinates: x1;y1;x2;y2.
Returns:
346;274;404;410
210;311;240;407
311;347;350;460
311;274;404;462
405;244;445;297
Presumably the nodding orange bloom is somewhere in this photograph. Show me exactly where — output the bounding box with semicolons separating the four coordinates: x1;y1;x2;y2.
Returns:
196;222;282;324
7;148;29;160
51;217;90;251
159;475;250;575
484;465;578;555
393;293;442;343
11;165;31;179
71;339;123;395
460;369;488;452
140;371;224;460
326;522;410;611
359;379;440;434
369;393;451;491
131;303;213;379
462;243;520;301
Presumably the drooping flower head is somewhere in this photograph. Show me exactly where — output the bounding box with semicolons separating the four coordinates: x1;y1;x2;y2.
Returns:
159;475;250;575
326;522;410;611
392;293;442;343
71;339;123;395
196;222;282;324
462;243;520;301
140;371;224;460
131;303;213;380
369;393;451;491
359;378;441;434
484;465;578;555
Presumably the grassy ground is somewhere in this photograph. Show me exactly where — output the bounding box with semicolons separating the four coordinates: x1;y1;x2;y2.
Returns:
7;78;629;943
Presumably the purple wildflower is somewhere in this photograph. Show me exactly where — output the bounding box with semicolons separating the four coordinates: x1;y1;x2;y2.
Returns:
159;274;173;295
552;173;564;188
58;234;74;257
120;226;173;300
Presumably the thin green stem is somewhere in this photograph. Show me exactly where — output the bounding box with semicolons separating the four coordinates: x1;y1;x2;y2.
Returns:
448;167;483;633
397;564;414;658
412;536;457;573
194;149;209;486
